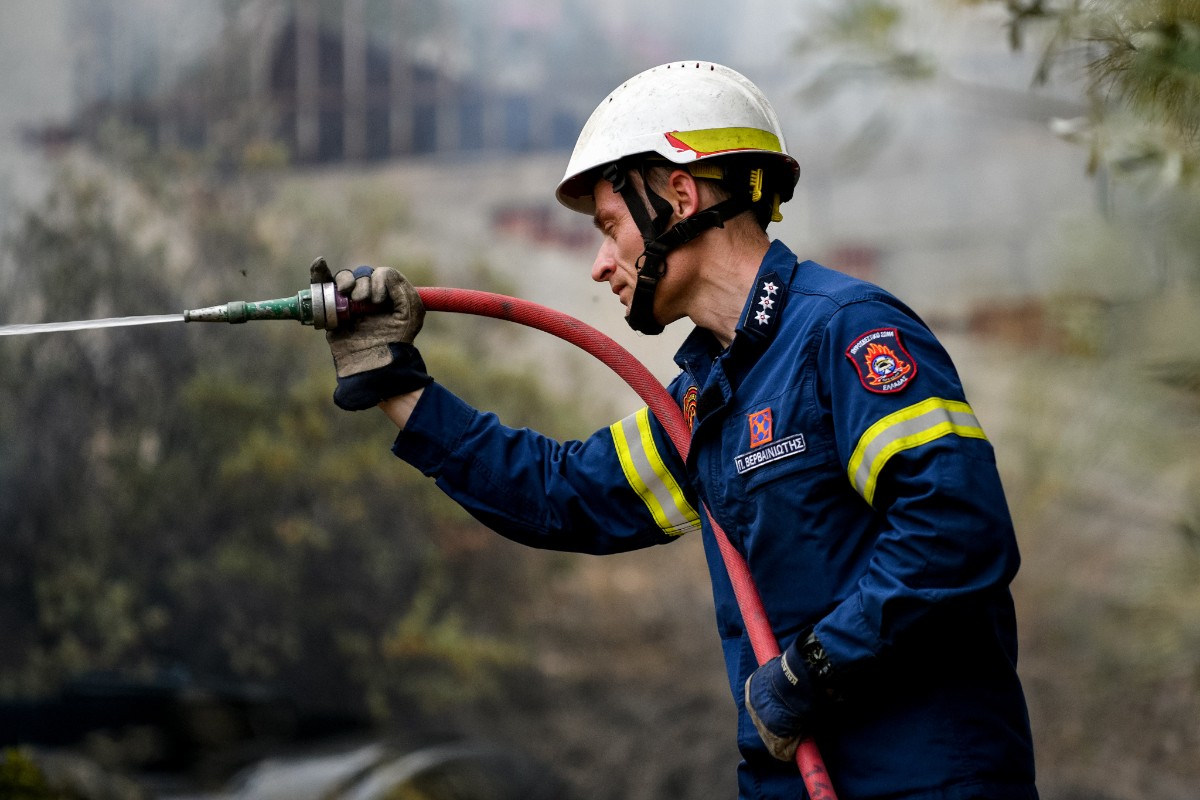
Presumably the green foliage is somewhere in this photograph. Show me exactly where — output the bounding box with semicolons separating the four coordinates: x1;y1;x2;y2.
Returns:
795;0;938;101
258;177;415;271
989;340;1200;792
1089;3;1200;134
814;0;905;49
791;0;940;170
0;160;579;727
980;0;1200;378
0;749;60;800
996;0;1200;183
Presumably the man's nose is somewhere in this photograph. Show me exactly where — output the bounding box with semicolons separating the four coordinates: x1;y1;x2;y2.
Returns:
591;241;616;283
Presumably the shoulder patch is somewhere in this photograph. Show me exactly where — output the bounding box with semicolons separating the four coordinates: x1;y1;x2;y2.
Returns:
845;327;917;393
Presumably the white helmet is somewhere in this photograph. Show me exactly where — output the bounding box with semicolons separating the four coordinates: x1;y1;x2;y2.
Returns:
555;61;800;216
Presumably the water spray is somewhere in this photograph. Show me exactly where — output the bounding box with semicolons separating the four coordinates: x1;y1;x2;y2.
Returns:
0;281;386;336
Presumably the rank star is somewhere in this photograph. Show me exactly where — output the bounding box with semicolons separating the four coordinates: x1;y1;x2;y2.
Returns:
758;295;775;310
761;281;779;296
754;310;771;325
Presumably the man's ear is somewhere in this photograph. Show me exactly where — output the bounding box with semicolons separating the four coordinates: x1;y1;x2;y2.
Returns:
666;168;702;219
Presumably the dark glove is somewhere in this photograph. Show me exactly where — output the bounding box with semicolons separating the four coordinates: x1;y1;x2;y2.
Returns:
744;638;824;762
310;258;432;411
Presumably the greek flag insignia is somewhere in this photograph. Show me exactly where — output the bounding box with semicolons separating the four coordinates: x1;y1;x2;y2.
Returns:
749;408;773;448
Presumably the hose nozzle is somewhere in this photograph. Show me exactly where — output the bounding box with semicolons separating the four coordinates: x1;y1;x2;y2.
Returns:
184;282;387;330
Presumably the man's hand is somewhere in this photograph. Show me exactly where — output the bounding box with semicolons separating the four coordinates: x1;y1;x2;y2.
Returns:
310;258;432;410
744;646;819;762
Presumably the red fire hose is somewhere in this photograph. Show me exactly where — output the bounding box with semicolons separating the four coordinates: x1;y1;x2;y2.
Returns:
418;287;837;800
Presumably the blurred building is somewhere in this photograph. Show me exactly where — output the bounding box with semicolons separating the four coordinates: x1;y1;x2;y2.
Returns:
57;0;591;164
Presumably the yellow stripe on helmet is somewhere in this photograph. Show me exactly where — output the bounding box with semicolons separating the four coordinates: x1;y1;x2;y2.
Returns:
666;127;784;157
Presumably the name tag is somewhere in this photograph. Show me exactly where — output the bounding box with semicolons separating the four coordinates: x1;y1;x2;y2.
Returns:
734;433;807;475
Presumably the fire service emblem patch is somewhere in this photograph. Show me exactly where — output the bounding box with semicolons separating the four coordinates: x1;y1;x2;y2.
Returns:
845;327;917;393
682;386;699;432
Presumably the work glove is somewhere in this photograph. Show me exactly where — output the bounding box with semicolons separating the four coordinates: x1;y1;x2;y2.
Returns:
310;257;432;411
744;639;823;762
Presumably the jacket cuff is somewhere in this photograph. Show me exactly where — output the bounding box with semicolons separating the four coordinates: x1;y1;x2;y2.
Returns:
390;381;474;477
813;591;882;673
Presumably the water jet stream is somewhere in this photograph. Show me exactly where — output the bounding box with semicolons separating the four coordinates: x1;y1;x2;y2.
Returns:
0;315;184;336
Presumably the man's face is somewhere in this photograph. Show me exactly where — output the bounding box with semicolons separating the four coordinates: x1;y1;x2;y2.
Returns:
589;178;647;315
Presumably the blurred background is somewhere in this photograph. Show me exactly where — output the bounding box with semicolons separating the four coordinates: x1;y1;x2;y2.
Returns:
1;1;1198;798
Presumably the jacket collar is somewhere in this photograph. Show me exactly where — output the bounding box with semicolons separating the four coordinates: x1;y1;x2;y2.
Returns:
674;239;800;377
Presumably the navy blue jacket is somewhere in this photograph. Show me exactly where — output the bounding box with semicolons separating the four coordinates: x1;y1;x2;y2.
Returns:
393;240;1037;799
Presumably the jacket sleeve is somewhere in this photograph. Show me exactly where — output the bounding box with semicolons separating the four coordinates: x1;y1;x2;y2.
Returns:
390;381;702;554
810;299;1022;674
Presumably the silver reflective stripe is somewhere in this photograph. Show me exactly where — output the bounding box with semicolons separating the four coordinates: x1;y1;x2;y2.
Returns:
610;408;701;537
849;398;988;505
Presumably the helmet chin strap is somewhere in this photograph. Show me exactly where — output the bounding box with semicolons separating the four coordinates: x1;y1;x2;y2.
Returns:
602;162;750;336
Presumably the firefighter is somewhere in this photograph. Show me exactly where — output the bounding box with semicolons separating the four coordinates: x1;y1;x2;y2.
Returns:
316;61;1039;800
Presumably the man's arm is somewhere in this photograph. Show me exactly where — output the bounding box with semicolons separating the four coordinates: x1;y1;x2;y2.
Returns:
744;298;1021;759
391;382;701;554
315;264;700;556
812;301;1022;670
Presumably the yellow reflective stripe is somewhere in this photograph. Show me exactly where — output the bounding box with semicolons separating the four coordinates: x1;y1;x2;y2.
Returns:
610;408;701;537
633;408;701;534
848;398;988;505
668;127;783;157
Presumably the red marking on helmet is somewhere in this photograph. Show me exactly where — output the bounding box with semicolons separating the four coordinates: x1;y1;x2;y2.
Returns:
664;131;753;158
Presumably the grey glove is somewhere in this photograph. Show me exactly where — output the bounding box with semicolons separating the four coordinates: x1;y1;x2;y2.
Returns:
310;258;432;410
310;257;425;377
